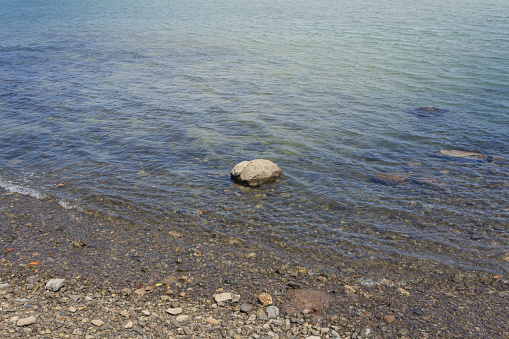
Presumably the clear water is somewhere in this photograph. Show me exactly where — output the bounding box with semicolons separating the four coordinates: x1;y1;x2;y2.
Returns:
1;0;508;275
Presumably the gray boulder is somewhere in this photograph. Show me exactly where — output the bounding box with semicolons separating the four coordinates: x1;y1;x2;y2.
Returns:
231;159;283;187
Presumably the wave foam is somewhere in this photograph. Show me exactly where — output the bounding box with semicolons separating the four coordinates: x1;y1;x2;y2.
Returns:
0;178;46;200
58;199;82;211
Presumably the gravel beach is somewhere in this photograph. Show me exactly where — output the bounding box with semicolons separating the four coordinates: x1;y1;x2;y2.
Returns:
1;190;508;338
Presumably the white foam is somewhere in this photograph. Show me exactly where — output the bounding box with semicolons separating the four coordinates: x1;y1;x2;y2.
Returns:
358;278;396;287
58;199;82;211
0;178;46;200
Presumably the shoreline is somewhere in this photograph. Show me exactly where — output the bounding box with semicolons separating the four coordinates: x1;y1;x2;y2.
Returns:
1;190;508;338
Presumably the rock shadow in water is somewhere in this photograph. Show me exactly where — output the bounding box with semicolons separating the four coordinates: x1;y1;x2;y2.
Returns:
410;106;449;117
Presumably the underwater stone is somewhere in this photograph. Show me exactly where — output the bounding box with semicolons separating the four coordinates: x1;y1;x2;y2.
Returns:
371;173;411;186
231;159;283;187
436;150;487;161
411;106;449;117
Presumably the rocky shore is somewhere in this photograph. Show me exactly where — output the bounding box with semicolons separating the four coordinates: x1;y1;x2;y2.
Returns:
1;190;508;338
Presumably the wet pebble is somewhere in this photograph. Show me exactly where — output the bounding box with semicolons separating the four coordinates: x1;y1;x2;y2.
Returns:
240;303;253;313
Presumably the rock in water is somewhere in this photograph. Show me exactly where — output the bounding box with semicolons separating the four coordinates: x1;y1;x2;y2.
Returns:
436;150;487;161
371;173;411;186
411;106;449;117
231;159;283;187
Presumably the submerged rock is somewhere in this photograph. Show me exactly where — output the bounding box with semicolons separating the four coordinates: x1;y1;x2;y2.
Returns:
436;150;487;161
412;177;441;187
411;106;449;117
231;159;283;187
371;173;411;186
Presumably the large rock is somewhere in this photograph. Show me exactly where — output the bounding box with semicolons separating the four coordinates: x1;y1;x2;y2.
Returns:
231;159;283;187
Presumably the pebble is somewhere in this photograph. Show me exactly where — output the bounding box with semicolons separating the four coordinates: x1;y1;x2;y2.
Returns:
384;315;396;323
124;321;133;329
266;305;279;319
215;292;233;303
257;308;269;321
14;298;30;303
26;276;41;284
240;303;253;313
16;316;36;327
176;315;189;322
288;281;303;289
258;292;273;306
160;275;177;285
134;288;146;296
206;316;220;325
360;326;372;337
70;294;81;302
91;319;104;326
231;293;240;303
272;320;284;326
45;278;65;292
166;307;183;315
330;330;340;339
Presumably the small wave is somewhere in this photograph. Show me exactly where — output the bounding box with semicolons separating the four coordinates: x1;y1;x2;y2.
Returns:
0;178;46;200
358;278;397;287
58;199;82;211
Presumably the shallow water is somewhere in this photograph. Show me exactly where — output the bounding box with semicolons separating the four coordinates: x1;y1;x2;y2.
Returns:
1;0;508;276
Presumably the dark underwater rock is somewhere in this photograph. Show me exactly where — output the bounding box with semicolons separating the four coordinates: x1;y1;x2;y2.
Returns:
412;177;442;187
411;107;449;117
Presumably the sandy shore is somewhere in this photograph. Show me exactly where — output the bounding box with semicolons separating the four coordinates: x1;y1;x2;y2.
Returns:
1;190;508;338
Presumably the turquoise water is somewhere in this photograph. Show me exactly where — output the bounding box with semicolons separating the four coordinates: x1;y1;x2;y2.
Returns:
1;0;508;275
